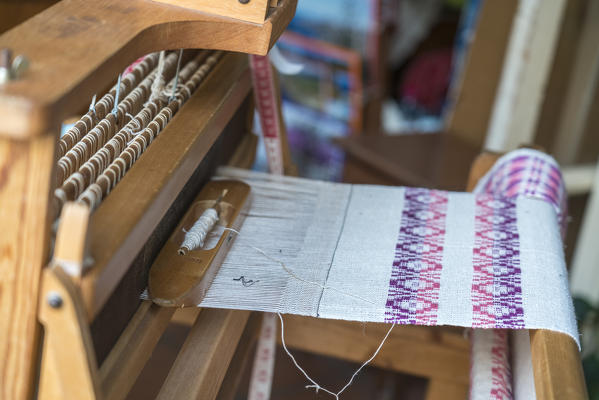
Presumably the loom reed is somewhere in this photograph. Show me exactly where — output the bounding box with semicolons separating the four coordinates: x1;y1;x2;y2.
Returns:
53;50;223;217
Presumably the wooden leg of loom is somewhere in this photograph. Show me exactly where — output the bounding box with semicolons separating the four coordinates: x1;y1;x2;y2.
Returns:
100;302;176;400
156;309;250;400
530;330;587;400
216;312;262;400
38;267;101;399
0;134;56;400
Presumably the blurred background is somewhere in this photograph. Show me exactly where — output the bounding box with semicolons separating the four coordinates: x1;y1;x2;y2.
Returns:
3;0;599;397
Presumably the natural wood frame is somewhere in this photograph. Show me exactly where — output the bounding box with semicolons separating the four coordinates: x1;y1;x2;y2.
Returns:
0;1;587;399
0;1;296;398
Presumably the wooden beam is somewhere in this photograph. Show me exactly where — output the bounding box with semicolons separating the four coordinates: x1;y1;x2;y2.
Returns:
38;268;101;400
425;378;469;400
99;302;177;400
529;330;587;400
570;160;599;303
157;309;250;400
485;0;566;151
216;313;262;400
552;0;599;164
0;134;56;400
446;0;518;147
152;0;271;24
54;202;91;280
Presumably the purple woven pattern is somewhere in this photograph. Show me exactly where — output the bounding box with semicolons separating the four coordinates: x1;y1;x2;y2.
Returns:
474;149;567;238
385;188;448;325
472;195;524;328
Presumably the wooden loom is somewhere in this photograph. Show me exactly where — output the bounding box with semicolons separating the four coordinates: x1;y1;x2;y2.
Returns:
0;1;588;400
0;1;296;398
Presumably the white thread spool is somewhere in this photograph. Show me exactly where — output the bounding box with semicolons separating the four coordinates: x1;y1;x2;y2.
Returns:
178;208;219;255
178;189;227;255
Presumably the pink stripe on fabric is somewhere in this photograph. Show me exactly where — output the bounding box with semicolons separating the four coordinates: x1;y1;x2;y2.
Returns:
385;188;448;325
471;196;524;328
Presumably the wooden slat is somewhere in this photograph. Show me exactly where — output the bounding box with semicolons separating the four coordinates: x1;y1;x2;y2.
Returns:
54;202;91;280
157;309;250;400
446;0;518;147
81;53;251;320
0;134;56;400
152;0;270;24
38;268;101;400
485;0;566;151
0;0;297;139
530;330;587;400
99;302;177;400
425;378;469;400
552;0;599;164
281;315;470;384
216;312;262;400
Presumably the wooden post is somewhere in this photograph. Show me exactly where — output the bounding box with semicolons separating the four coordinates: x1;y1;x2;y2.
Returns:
484;0;566;152
0;134;57;400
552;0;599;164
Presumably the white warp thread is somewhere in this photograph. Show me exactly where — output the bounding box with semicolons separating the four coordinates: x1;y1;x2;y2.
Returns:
278;313;395;400
150;51;166;102
179;208;218;255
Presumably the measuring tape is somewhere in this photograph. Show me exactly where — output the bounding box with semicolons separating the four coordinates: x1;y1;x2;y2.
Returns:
249;54;285;176
247;54;284;400
247;312;277;400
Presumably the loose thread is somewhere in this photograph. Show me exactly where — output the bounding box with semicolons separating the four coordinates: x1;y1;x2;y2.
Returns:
169;49;183;103
278;312;395;399
88;94;97;121
150;51;166;102
112;73;122;117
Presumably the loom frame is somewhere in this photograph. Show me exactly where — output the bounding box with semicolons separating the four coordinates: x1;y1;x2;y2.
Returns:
0;1;587;399
0;1;295;398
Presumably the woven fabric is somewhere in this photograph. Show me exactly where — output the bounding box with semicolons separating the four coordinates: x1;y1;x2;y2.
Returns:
473;149;567;237
199;166;577;347
469;148;568;400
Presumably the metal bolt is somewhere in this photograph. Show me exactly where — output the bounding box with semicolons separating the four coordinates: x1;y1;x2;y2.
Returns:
239;0;250;4
11;55;29;79
47;292;63;309
0;49;29;84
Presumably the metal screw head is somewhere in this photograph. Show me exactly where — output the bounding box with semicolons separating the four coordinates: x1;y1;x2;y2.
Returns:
47;292;63;309
0;49;29;84
11;55;29;79
239;0;250;4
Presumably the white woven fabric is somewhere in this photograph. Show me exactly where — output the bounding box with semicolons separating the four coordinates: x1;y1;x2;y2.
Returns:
198;167;578;347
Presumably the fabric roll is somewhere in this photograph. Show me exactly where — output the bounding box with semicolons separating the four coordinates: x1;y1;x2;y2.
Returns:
469;148;568;400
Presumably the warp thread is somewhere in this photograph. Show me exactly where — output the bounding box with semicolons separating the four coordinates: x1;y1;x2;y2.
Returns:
77;52;222;210
58;53;159;158
53;51;219;215
150;51;167;102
